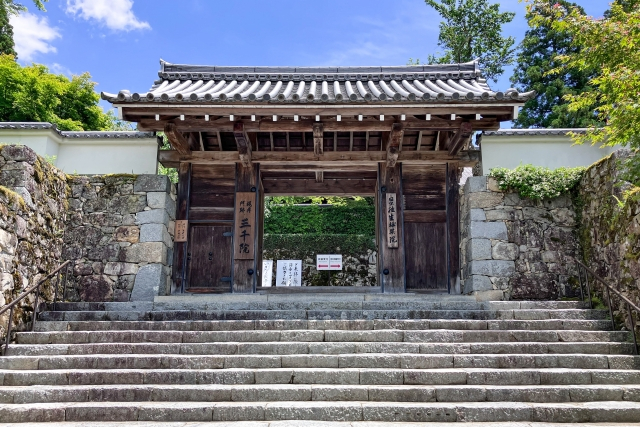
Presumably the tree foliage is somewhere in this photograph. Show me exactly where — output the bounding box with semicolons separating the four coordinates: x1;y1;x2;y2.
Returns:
0;54;118;131
265;204;375;236
421;0;516;82
489;164;585;200
0;4;15;57
525;1;640;173
511;0;600;128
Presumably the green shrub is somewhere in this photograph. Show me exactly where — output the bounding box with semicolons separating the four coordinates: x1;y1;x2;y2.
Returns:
489;164;585;200
265;205;375;235
264;234;376;258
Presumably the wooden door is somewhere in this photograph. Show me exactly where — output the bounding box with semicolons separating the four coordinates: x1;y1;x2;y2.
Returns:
186;225;232;292
405;222;448;291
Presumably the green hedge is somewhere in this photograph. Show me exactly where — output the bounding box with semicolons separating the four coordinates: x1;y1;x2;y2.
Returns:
489;164;586;200
264;234;376;258
264;205;375;235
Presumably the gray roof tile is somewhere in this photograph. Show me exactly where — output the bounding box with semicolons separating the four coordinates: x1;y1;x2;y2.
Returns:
103;59;535;105
0;122;155;139
484;129;587;136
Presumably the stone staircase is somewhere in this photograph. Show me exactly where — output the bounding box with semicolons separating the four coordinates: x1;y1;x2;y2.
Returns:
1;294;640;426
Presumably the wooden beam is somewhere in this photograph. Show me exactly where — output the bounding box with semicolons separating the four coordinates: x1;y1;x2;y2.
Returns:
438;131;450;151
216;131;222;151
260;164;378;172
233;163;259;294
378;163;405;293
198;132;205;151
232;122;252;167
416;131;423;151
313;123;323;155
164;123;191;155
269;132;274;151
315;171;324;183
446;162;460;294
448;122;474;155
349;132;354;151
172;162;191;292
365;131;369;151
158;148;481;167
139;117;500;133
263;178;376;196
386;123;404;168
333;131;337;151
404;210;446;223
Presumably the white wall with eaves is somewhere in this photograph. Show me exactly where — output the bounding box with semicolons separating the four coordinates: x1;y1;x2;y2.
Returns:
480;131;620;175
0;125;159;175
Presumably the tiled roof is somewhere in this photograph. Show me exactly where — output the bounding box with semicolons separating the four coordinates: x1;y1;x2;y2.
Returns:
102;60;535;104
0;122;155;139
484;128;587;136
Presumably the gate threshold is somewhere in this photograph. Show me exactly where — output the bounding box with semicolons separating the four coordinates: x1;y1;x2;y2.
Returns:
257;286;382;294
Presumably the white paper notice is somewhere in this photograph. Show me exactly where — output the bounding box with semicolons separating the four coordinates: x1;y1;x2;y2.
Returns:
275;260;302;286
317;254;342;271
262;260;273;287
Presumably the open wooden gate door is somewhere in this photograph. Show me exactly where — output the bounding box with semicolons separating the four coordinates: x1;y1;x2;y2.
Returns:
186;225;232;293
403;165;450;292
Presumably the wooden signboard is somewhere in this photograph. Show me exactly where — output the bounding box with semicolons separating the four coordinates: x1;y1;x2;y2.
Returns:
386;193;399;248
234;192;256;260
175;220;188;243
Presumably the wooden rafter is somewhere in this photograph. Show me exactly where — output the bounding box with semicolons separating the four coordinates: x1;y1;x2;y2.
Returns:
164;123;191;155
386;123;404;168
448;122;474;155
232;122;252;167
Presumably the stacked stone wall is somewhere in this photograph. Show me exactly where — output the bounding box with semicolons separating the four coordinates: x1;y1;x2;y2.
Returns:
64;174;176;302
460;176;580;301
0;145;68;340
578;149;640;335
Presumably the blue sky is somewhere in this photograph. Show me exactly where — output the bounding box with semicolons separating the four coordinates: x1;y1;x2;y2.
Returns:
12;0;611;126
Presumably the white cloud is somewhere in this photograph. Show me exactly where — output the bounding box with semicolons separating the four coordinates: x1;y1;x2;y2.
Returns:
65;0;150;31
50;63;73;77
10;12;61;61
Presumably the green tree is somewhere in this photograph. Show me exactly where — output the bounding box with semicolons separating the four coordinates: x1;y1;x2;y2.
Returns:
0;1;47;59
0;54;117;131
0;4;16;56
421;0;516;82
510;0;600;128
605;0;640;17
526;1;640;183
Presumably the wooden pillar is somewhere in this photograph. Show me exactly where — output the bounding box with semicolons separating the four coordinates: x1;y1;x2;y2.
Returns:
378;163;406;293
172;162;191;292
232;163;259;293
446;162;460;293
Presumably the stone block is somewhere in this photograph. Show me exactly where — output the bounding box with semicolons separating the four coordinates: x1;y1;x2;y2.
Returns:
473;290;505;301
467;176;487;193
469;209;486;221
140;223;173;247
469;221;508;240
110;195;147;215
0;228;18;255
147;192;176;219
463;275;493;293
468;192;504;209
487;177;501;191
131;263;166;301
492;242;518;260
124;242;167;264
466;238;491;261
134;175;171;193
1;145;37;163
114;226;139;243
136;209;170;226
467;260;515;276
78;275;114;302
104;262;139;276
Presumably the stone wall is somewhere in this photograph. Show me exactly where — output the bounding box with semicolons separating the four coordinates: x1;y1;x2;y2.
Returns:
579;149;639;335
64;174;176;302
0;144;177;341
0;145;68;340
460;176;580;301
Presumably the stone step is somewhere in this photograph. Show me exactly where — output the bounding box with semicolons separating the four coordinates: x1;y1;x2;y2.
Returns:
4;423;640;427
15;329;631;345
33;319;614;333
2;368;640;386
43;299;590;312
7;341;635;357
2;400;640;423
36;308;609;322
2;384;640;404
2;354;638;371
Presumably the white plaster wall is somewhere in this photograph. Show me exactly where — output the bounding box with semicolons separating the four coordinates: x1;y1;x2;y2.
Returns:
56;141;158;175
0;128;158;175
481;134;619;175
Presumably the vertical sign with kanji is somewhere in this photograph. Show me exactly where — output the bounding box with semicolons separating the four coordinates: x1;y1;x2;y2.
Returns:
234;192;256;259
386;192;399;248
275;260;302;286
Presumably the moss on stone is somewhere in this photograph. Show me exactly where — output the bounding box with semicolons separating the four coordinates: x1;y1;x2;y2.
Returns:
0;185;26;210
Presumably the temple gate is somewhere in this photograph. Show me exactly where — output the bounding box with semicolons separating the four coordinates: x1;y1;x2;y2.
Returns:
103;60;532;294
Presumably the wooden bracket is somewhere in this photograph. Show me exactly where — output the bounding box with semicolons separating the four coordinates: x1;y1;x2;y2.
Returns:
448;122;474;155
164;123;191;155
386;123;404;168
233;121;252;167
313;123;324;155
